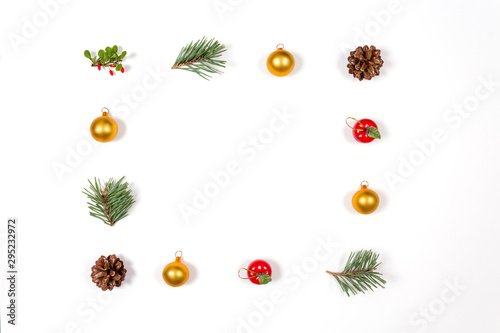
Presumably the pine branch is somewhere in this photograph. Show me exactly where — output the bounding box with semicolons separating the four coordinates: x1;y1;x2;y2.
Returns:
82;177;135;226
171;37;226;80
326;249;386;296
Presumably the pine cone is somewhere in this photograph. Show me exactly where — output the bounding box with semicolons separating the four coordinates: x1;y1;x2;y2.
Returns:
347;45;384;81
91;254;127;291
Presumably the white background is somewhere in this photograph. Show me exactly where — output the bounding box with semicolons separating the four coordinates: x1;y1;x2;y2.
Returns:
1;0;500;332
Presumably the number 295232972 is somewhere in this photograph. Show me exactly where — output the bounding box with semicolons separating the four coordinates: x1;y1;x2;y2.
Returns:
8;219;16;270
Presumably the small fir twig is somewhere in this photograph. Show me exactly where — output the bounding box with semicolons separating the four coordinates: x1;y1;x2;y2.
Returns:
171;37;226;80
84;45;127;76
82;177;135;226
326;249;386;296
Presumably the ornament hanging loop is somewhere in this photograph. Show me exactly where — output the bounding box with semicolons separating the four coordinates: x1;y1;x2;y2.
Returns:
175;250;183;258
360;180;369;188
276;43;284;50
238;267;257;279
345;117;365;131
101;107;110;116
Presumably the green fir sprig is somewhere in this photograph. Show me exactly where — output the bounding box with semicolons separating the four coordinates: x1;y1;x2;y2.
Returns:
326;249;386;296
84;45;127;75
83;177;135;227
171;37;226;80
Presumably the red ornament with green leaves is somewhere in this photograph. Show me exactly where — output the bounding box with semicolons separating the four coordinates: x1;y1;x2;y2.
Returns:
84;45;127;76
346;117;381;143
238;259;272;285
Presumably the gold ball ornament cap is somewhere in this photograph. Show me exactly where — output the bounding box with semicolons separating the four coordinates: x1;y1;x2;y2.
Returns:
90;107;118;143
267;44;295;77
352;181;380;215
162;251;190;287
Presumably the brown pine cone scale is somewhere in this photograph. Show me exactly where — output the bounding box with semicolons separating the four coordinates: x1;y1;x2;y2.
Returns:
91;254;127;291
347;45;384;81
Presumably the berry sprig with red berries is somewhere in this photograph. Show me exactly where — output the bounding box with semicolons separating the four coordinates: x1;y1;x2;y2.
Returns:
84;45;127;76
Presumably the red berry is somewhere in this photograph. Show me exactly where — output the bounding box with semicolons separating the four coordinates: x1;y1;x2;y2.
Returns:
247;259;272;285
121;67;124;73
352;118;379;143
109;70;114;76
97;64;101;71
110;64;116;68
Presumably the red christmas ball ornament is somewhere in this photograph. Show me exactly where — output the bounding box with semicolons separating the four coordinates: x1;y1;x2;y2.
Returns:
238;259;272;285
346;117;381;143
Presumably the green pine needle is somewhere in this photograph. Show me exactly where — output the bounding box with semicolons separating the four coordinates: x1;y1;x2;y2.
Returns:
326;249;386;296
82;177;135;227
171;37;227;80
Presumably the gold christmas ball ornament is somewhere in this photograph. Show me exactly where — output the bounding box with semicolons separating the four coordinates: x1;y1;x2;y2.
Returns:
352;181;380;215
162;251;189;287
90;107;118;143
267;43;295;77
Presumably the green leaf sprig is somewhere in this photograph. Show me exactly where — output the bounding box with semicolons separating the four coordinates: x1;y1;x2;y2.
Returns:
82;177;135;226
84;45;127;75
171;37;227;80
257;274;272;285
366;126;381;139
326;249;386;296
